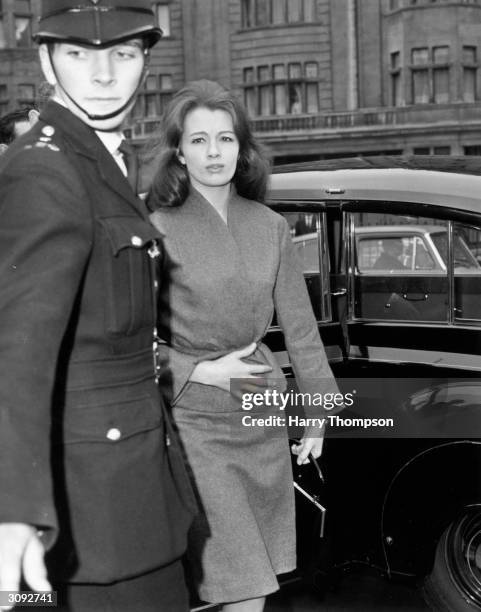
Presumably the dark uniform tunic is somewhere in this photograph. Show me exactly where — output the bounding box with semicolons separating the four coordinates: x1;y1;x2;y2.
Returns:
0;101;194;584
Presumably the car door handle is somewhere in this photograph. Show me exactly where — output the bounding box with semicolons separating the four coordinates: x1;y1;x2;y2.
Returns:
402;293;429;301
331;288;347;297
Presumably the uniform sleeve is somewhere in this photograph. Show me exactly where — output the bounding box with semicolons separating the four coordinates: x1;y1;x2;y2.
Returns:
273;216;341;420
0;149;92;548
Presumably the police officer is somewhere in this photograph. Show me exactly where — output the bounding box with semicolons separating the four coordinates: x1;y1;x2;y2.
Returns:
0;2;195;610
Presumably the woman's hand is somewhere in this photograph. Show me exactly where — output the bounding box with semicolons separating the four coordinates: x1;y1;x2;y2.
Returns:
291;435;324;465
190;342;272;392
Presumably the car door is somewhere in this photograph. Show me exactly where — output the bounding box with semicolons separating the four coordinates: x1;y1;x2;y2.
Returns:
343;202;481;371
264;202;348;369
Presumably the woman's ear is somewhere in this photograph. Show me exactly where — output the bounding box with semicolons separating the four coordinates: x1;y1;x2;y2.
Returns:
177;149;186;166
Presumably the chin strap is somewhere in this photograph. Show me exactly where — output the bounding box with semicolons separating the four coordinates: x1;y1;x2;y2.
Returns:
47;45;150;122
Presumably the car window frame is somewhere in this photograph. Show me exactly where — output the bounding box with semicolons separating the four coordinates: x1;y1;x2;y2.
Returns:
267;201;333;325
344;203;481;326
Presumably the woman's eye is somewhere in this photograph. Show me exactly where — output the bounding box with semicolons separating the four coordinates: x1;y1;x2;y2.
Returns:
191;138;205;144
222;136;234;142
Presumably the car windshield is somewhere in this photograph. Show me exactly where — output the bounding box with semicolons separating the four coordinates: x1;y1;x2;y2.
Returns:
431;232;480;270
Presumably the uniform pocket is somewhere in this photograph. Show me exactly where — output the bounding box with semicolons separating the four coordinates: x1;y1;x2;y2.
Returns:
60;394;161;445
98;216;160;337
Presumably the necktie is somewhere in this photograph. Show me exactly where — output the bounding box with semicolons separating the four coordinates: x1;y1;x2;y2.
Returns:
118;140;139;194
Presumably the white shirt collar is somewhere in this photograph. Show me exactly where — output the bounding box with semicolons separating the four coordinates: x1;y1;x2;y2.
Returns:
95;130;124;156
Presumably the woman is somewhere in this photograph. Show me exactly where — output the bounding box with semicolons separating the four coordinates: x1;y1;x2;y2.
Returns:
148;80;338;612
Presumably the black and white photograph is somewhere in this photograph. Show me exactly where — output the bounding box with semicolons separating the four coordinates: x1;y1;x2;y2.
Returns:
0;1;480;611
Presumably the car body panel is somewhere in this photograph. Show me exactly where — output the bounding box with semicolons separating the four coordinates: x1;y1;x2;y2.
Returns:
266;156;481;580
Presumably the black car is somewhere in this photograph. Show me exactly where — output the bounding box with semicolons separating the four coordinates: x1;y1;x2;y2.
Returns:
266;156;481;612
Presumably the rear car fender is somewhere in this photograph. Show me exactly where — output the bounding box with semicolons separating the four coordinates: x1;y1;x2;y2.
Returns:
381;440;481;577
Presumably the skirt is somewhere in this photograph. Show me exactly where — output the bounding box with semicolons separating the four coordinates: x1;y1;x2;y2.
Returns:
173;381;296;604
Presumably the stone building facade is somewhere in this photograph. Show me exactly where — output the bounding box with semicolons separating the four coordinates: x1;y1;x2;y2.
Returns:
2;0;481;162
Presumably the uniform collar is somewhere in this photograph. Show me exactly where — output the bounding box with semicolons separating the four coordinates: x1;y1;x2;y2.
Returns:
39;100;145;218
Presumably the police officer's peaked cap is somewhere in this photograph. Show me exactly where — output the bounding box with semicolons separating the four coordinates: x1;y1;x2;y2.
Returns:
34;0;162;48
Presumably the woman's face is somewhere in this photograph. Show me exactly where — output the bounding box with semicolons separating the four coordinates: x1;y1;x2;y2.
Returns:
179;107;240;192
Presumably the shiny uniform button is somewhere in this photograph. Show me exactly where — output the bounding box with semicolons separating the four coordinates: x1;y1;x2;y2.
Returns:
131;235;143;247
41;125;55;137
106;428;122;441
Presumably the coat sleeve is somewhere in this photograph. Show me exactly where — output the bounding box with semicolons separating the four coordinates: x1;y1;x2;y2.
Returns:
272;215;341;421
0;149;92;548
157;344;199;405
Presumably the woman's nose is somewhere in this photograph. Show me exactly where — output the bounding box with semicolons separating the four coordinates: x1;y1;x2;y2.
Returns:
207;141;220;158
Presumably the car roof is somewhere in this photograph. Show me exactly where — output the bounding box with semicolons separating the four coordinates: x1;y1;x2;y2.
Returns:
268;155;481;214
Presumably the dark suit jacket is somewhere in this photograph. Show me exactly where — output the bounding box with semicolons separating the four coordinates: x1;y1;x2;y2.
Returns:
0;102;194;584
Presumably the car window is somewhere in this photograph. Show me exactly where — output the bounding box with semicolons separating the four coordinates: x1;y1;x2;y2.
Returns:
281;211;331;322
453;222;481;321
352;212;449;322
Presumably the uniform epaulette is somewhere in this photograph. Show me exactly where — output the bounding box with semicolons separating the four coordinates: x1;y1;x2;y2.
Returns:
24;125;61;152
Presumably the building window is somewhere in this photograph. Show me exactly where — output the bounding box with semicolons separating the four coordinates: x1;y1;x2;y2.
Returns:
411;45;451;104
305;62;319;113
412;47;429;103
15;16;32;46
0;18;5;50
0;83;8;115
413;147;430;155
17;83;35;105
414;146;451;155
411;48;430;104
256;0;269;26
133;73;174;119
241;0;317;28
243;61;320;116
462;45;478;102
464;145;481;155
272;0;285;24
14;0;32;47
432;45;450;103
287;0;302;22
273;64;287;114
412;47;429;65
0;0;5;49
390;51;402;106
153;2;170;37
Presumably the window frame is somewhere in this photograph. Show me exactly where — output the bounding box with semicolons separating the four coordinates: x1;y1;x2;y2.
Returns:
348;208;481;326
242;61;320;117
152;1;171;38
240;0;318;29
409;45;452;105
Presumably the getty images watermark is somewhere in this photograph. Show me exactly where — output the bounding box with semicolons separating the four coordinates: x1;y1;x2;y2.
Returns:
230;377;481;439
239;388;394;432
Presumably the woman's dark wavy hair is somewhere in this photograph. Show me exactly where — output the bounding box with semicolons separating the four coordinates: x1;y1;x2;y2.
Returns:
147;79;271;209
